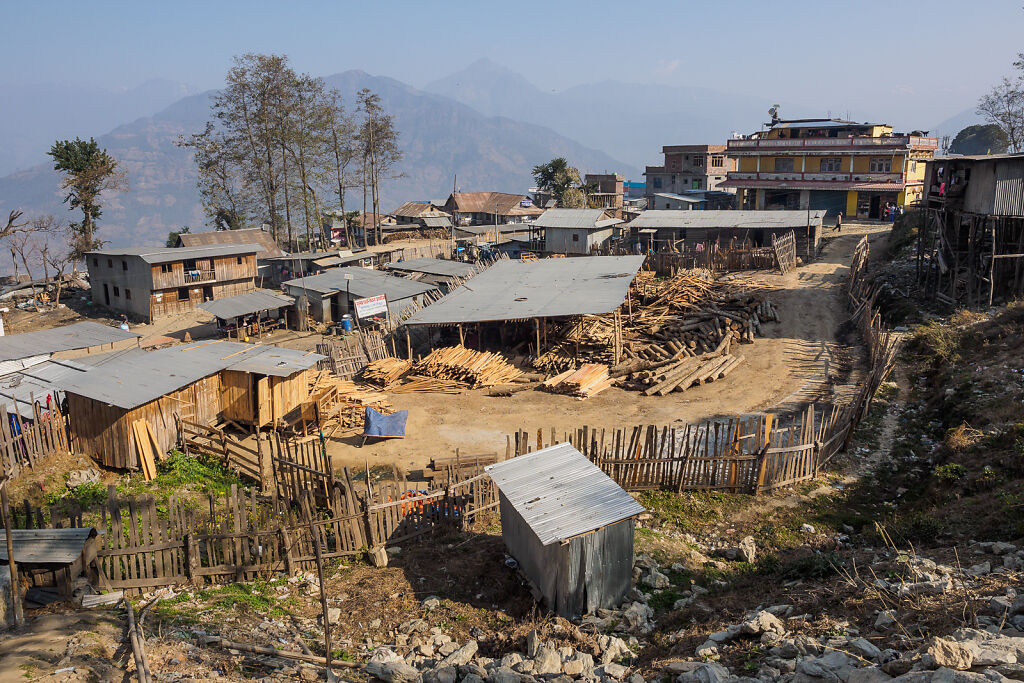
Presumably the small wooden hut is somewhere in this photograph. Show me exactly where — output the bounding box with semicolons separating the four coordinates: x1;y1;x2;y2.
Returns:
59;341;323;469
485;443;645;618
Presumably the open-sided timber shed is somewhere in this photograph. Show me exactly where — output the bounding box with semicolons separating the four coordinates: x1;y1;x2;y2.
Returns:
58;341;323;469
485;443;645;618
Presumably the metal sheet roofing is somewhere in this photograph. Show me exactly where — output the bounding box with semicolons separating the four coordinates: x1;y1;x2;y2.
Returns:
629;210;826;230
58;341;323;410
87;244;262;264
718;178;906;192
198;289;295;320
384;258;479;278
178;228;286;258
402;256;644;326
282;267;439;300
653;193;704;203
533;209;623;230
485;443;645;546
0;358;91;418
0;321;140;362
421;216;453;228
0;527;97;564
454;223;530;236
313;252;376;268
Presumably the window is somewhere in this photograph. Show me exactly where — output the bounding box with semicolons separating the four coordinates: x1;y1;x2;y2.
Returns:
237;256;243;265
693;156;704;167
92;257;98;267
107;259;113;268
572;234;579;242
653;177;662;189
122;260;127;271
177;287;190;301
870;157;892;173
774;158;795;172
125;289;131;300
112;286;120;297
711;156;724;168
910;160;918;173
161;263;172;273
820;157;843;172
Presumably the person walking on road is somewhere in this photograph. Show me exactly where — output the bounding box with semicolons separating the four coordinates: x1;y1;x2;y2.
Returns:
834;212;843;233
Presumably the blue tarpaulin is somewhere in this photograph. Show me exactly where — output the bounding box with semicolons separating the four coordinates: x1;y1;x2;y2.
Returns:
363;407;408;439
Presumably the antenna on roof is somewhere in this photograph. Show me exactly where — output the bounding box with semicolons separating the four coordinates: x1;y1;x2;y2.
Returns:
768;105;780;125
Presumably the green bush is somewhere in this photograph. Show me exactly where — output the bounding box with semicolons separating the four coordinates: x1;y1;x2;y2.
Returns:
933;463;967;482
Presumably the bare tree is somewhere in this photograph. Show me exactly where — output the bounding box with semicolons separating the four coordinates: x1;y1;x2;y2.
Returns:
30;216;74;306
977;77;1024;153
8;230;41;304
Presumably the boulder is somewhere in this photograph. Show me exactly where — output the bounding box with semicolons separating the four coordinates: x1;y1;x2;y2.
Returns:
365;660;422;683
423;667;457;683
400;619;430;635
526;630;541;658
438;640;478;668
925;638;974;671
874;611;897;630
533;646;562;675
674;662;732;683
603;663;629;680
487;667;526;683
740;611;786;637
846;637;882;662
737;536;757;564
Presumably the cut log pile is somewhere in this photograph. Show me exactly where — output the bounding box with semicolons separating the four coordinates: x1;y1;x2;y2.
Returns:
334;380;393;432
539;363;613;399
413;345;523;388
361;357;413;387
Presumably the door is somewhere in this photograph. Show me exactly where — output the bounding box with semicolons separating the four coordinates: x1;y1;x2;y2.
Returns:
103;284;110;306
256;376;271;426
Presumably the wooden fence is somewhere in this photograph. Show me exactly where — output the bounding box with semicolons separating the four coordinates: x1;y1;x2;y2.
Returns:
0;402;70;480
315;329;394;379
772;231;797;275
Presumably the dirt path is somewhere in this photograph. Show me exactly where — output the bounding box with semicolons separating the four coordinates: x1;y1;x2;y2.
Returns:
326;223;893;473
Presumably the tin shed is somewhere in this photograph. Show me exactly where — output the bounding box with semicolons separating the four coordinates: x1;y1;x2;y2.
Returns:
485;443;645;618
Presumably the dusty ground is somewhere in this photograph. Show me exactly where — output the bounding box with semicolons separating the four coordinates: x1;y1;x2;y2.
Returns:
312;223;891;472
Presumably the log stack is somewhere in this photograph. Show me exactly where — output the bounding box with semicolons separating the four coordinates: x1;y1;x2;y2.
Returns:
540;363;613;399
413;345;523;388
362;357;413;387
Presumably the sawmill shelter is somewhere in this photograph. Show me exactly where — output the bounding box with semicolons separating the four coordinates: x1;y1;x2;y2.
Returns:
85;245;260;321
58;341;323;470
486;443;645;618
628;209;825;260
198;289;295;338
0;321;140;375
383;257;480;288
532;208;623;255
282;267;439;325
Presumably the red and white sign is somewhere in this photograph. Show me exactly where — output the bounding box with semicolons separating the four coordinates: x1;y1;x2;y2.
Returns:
354;294;388;319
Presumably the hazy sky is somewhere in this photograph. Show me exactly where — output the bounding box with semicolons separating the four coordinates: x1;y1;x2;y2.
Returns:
2;0;1022;126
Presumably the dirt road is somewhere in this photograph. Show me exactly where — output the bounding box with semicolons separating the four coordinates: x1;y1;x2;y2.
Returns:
327;223;892;473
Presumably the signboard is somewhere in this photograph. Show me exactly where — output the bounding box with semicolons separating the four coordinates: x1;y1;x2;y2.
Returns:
520;199;533;207
354;294;388;319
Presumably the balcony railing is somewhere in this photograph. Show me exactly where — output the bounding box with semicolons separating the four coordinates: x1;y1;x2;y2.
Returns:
184;269;215;284
727;135;937;153
727;171;905;183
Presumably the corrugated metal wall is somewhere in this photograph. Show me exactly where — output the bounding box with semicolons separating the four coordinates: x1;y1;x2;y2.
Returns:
994;159;1024;216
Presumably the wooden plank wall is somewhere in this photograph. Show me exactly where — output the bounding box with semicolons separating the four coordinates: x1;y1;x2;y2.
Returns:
0;403;70;480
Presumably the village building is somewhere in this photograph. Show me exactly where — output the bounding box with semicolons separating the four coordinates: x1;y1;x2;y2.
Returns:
85;245;259;322
628;209;825;260
197;289;296;338
58;341;324;469
389;201;453;230
583;173;624;211
644;144;736;203
531;208;623;255
648;190;735;211
383;257;480;289
453;222;532;245
443;191;544;226
624;180;646;199
721;118;937;217
175;227;286;258
485;442;645;618
282;266;438;325
918;153;1024;306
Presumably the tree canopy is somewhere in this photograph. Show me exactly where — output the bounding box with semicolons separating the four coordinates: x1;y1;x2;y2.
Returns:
977;55;1024;153
949;124;1010;155
532;158;582;208
48;137;127;259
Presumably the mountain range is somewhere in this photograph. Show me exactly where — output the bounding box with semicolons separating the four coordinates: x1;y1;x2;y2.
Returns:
0;61;983;251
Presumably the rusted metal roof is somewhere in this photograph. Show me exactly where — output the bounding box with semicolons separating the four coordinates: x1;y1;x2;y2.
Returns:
178;228;286;258
0;527;97;564
486;443;644;546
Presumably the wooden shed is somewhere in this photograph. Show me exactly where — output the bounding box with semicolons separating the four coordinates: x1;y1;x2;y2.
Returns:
59;342;323;469
485;443;645;618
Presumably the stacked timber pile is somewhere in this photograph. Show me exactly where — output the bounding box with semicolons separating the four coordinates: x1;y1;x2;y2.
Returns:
413;345;523;388
362;357;412;387
540;364;613;399
613;333;745;395
319;378;394;433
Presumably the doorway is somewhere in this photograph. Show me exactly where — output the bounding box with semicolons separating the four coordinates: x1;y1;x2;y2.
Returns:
203;285;214;301
103;284;110;306
869;195;881;219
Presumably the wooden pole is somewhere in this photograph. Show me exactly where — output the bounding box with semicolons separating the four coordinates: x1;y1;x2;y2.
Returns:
989;219;997;307
201;636;360;668
534;318;541;357
405;326;412;361
0;480;23;626
458;324;464;346
307;510;336;680
123;597;152;683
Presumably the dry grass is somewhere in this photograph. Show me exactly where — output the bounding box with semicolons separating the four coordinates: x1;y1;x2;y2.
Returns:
944;423;985;452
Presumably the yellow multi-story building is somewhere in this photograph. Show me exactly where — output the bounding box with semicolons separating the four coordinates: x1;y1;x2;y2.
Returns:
721;119;937;219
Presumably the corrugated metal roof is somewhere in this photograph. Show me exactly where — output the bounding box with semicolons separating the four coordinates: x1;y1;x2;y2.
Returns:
403;256;644;325
384;258;479;278
533;209;623;230
313;252;375;268
486;443;644;546
771;119;880;129
282;267;439;299
87;244;262;264
653;193;705;203
0;527;97;564
421;216;453;228
0;321;140;362
178;228;286;258
198;289;295;320
58;341;323;410
629;210;826;230
0;358;91;418
454;223;529;236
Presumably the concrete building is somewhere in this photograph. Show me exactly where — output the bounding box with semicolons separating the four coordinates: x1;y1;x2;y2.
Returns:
722;118;937;218
532;209;623;255
86;245;259;322
583;173;624;211
644;144;736;202
443;191;544;226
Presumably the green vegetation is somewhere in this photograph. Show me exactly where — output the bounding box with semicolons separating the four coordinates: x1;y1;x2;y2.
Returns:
933;463;967;482
46;480;107;509
119;449;241;502
637;490;749;532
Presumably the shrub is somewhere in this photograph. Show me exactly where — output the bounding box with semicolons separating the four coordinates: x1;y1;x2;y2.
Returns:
933;463;967;482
